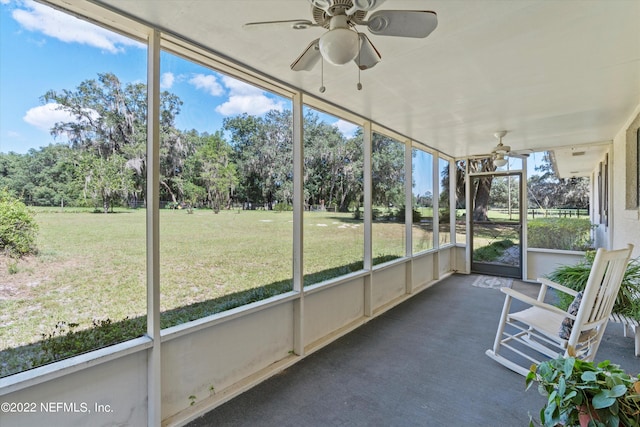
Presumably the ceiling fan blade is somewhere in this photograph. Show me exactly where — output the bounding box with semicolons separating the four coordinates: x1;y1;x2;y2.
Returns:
243;19;317;30
346;0;386;15
291;38;321;71
308;0;332;14
354;33;381;70
366;10;437;38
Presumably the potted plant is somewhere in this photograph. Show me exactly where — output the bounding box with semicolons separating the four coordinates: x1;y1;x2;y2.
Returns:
526;355;640;426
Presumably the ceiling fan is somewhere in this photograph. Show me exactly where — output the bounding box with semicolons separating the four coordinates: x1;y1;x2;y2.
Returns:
473;131;532;166
492;131;511;167
244;0;438;73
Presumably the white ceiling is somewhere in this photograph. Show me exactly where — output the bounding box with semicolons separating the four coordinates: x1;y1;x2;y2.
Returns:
85;0;639;176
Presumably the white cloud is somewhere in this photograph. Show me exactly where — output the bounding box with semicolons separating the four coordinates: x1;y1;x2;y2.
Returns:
189;73;224;96
23;103;75;132
215;75;285;116
220;76;262;97
23;102;98;133
333;119;359;138
12;0;141;53
161;72;175;90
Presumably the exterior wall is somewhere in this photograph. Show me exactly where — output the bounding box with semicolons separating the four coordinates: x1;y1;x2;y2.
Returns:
371;262;407;313
304;277;366;349
412;251;435;289
526;248;586;282
611;103;640;258
1;350;148;426
438;247;453;277
160;300;295;420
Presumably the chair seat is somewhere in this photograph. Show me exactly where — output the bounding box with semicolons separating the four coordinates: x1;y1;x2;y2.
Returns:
510;307;598;344
509;307;565;338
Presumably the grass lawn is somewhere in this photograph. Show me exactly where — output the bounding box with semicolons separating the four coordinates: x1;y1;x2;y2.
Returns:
1;207;423;358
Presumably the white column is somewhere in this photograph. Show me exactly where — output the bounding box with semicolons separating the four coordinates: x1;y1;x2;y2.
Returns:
363;122;373;316
292;92;304;355
146;28;161;427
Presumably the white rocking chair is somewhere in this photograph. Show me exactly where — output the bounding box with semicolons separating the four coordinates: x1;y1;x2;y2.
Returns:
486;244;633;376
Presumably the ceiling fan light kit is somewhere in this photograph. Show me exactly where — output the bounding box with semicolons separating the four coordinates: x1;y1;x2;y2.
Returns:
319;15;360;65
494;154;508;167
246;0;438;91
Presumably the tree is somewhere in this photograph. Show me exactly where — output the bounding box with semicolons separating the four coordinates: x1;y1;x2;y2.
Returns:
80;154;135;213
449;158;497;221
189;132;238;213
0;146;81;207
42;73;186;207
371;132;405;211
528;152;589;210
225;111;293;209
303;111;361;211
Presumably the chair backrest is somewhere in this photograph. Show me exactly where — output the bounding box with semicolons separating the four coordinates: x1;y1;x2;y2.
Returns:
568;244;634;359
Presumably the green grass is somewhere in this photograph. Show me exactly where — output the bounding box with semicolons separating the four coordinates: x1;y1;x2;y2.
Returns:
1;207;416;376
473;239;514;262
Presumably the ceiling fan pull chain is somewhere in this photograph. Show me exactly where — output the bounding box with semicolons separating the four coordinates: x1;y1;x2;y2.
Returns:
319;57;326;93
356;41;363;90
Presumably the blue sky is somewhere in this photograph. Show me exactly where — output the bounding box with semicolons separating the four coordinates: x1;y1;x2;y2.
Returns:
0;0;359;154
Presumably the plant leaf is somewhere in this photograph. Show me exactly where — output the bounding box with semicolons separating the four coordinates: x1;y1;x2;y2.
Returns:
591;392;616;409
563;357;575;376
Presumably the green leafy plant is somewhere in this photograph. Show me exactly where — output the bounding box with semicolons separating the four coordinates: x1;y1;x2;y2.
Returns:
35;318;145;366
526;356;640;427
7;261;18;274
0;188;38;257
546;252;640;320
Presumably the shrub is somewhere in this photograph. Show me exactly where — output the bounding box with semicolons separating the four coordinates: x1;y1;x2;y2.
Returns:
527;218;593;251
274;202;293;212
0;188;38;257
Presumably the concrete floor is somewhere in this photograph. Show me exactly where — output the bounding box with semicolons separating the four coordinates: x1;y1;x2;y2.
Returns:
186;274;639;427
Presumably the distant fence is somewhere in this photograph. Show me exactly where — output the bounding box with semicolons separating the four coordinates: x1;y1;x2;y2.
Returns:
488;208;588;219
527;208;588;219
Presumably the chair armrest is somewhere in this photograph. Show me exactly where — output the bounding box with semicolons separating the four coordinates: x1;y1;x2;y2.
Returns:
537;278;579;297
501;287;573;318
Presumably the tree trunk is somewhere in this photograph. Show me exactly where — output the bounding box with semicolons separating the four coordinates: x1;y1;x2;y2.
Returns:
473;177;492;221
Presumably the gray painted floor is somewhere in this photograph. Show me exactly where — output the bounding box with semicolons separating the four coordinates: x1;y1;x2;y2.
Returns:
186;274;639;427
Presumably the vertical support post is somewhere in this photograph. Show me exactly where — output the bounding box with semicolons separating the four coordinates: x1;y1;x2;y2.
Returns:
363;122;373;316
146;28;161;427
449;159;456;246
292;92;304;355
405;141;413;292
522;159;529;281
465;160;471;274
432;154;441;280
404;142;413;257
449;159;456;274
433;154;440;251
